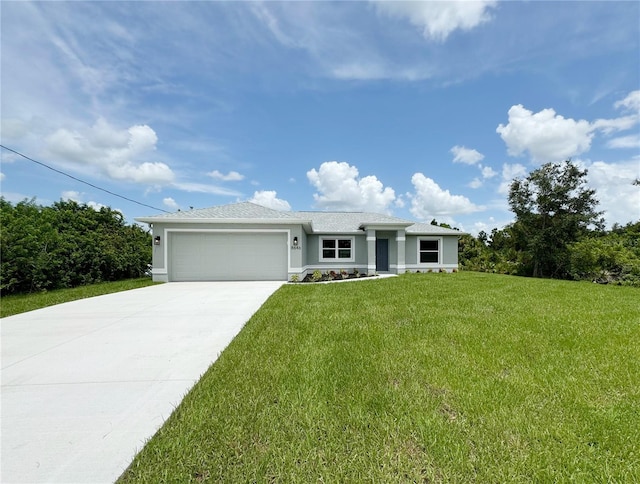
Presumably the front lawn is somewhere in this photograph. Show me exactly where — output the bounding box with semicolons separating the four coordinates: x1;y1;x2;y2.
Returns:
0;278;157;318
119;272;640;482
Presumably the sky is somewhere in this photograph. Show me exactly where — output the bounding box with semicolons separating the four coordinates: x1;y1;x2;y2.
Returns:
1;1;639;234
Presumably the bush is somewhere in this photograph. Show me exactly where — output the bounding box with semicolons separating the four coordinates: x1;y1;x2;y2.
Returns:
0;198;152;295
569;234;640;286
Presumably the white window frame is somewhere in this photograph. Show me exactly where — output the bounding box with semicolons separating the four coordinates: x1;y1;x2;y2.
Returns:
319;236;355;262
417;237;442;265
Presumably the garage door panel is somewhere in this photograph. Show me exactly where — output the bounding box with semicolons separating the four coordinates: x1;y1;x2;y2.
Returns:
170;232;287;281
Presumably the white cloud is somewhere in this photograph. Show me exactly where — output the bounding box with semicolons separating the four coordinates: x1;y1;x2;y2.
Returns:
472;221;491;237
498;163;528;195
451;145;485;165
61;190;82;202
1;118;33;141
498;94;640;164
106;161;174;185
592;91;640;138
614;90;640;112
481;165;497;179
592;115;639;135
465;163;496;189
375;1;497;42
248;190;291;211
171;181;242;196
497;105;593;163
60;190;106;210
330;62;433;82
607;134;640;149
248;2;437;82
307;161;396;213
330;62;387;81
45;118;175;185
163;197;179;210
470;216;514;237
409;173;482;220
87;201;107;211
0;172;5;181
586;159;640;226
0;150;20;164
207;170;245;182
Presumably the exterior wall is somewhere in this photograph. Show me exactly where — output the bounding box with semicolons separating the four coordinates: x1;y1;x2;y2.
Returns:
304;233;368;274
442;236;459;266
150;223;168;282
405;235;459;272
292;230;308;280
148;222;304;282
288;225;305;280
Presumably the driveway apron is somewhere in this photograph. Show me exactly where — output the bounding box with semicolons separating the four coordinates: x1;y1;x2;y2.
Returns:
1;281;284;483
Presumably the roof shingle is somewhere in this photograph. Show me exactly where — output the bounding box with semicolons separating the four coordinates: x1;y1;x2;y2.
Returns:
137;202;306;222
298;211;412;233
136;202;465;235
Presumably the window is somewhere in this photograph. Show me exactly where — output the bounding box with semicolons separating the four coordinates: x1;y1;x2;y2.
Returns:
419;238;440;264
320;237;354;261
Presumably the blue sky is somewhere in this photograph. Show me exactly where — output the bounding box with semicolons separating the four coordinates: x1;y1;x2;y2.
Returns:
2;1;639;234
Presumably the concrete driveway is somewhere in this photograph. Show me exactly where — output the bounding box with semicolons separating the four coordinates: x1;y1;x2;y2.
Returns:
1;281;285;483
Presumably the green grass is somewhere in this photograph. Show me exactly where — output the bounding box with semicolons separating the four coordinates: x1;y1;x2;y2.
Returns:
119;272;640;483
0;278;157;318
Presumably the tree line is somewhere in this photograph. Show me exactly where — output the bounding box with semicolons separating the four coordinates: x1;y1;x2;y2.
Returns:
1;198;152;295
456;161;640;286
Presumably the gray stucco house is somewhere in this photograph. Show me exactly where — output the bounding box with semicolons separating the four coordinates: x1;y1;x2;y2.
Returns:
136;202;465;282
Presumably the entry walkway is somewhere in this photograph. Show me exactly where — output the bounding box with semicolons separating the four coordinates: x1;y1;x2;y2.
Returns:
1;281;284;483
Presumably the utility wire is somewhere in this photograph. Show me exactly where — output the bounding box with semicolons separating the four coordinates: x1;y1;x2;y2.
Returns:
0;144;170;213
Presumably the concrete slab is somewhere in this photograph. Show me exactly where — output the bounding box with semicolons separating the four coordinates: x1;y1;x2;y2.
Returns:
1;281;284;483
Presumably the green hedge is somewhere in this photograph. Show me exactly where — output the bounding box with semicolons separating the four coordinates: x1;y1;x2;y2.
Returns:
1;198;152;295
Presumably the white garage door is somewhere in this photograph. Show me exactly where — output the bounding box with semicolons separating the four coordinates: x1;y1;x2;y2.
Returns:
169;232;288;281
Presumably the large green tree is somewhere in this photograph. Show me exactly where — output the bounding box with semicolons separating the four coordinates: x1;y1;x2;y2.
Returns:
508;160;603;279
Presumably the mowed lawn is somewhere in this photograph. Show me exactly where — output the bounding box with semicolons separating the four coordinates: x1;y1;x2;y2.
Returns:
119;272;639;483
0;278;157;318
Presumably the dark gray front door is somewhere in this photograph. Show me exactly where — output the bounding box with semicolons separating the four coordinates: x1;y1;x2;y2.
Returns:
376;239;389;272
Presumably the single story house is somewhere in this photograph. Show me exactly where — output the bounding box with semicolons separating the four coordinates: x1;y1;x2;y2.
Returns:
135;202;465;282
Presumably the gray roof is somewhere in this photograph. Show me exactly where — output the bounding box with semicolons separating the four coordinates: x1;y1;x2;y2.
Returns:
298;211;413;233
405;223;465;235
136;202;465;235
136;202;308;224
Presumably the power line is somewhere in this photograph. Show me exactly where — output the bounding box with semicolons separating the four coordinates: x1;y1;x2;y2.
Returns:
0;144;170;213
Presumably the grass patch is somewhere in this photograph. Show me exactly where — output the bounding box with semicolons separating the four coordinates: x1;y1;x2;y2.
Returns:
119;272;640;482
0;278;157;318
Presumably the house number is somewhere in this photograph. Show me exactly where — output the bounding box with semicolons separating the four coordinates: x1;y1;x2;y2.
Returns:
291;246;302;250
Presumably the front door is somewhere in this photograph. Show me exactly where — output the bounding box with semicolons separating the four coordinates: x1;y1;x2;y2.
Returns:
376;239;389;272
